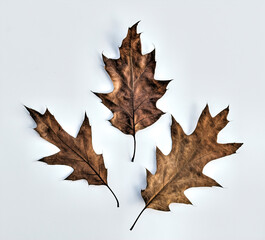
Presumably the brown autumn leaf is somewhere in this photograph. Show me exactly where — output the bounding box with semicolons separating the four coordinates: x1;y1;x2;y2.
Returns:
94;22;170;161
130;105;242;230
26;107;119;207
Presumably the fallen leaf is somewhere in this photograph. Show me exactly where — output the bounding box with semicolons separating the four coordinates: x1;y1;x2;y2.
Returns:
26;107;119;207
94;22;170;161
130;105;242;230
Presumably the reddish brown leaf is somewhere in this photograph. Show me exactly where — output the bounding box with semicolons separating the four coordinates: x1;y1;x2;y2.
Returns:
94;22;170;161
26;107;119;207
130;105;242;230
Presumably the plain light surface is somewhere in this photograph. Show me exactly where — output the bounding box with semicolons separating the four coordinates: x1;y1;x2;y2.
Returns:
0;0;264;239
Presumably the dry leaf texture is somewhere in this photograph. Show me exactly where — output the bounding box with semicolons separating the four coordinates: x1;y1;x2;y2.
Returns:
94;22;170;161
130;105;242;230
26;107;119;207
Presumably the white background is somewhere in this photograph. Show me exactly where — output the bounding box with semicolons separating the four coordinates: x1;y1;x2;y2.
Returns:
0;0;264;239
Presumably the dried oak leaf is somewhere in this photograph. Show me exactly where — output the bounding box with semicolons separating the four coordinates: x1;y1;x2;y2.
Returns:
130;105;242;230
26;107;119;207
94;22;170;161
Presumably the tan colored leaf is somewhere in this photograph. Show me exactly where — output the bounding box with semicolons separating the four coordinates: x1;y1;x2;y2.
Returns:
26;107;119;207
130;105;242;230
94;22;170;161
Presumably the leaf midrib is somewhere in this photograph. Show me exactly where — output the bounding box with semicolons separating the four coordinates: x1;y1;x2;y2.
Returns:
41;118;107;186
144;116;227;209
